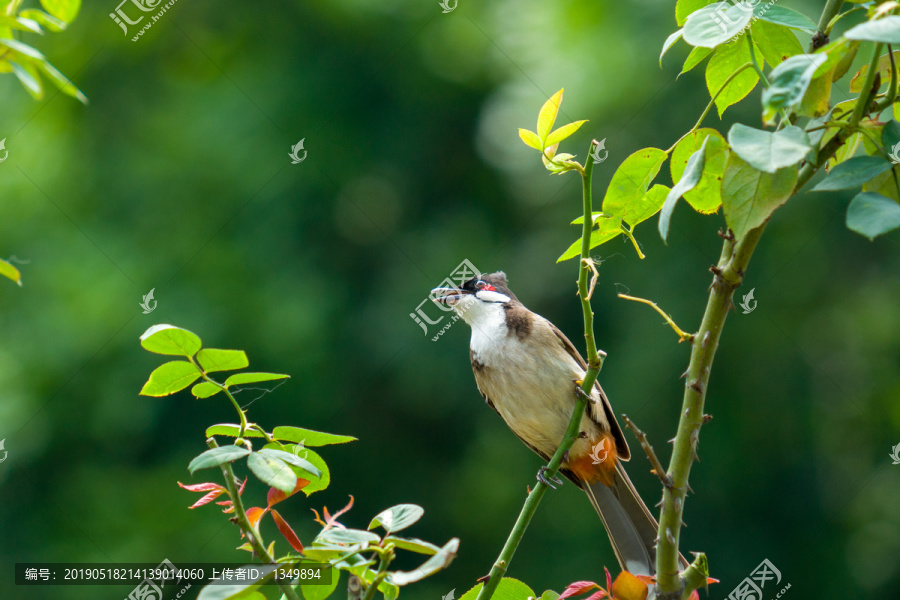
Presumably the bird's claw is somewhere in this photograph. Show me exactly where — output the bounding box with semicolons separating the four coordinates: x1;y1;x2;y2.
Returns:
572;380;594;403
537;466;563;489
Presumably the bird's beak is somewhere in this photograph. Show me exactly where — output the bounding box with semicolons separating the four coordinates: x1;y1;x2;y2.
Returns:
431;287;468;304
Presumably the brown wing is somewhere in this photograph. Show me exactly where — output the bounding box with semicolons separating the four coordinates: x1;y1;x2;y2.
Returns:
547;321;630;461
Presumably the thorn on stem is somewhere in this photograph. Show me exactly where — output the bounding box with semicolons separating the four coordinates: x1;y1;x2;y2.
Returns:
702;414;713;423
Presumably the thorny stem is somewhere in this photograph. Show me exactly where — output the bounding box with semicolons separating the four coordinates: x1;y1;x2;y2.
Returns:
475;141;605;600
621;414;671;489
656;3;880;594
208;438;302;600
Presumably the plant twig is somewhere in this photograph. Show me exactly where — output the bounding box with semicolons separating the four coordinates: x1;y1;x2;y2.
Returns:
621;414;671;489
618;293;693;342
208;438;301;600
475;141;605;600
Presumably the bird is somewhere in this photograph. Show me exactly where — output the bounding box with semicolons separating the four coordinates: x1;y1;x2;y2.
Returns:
432;271;680;576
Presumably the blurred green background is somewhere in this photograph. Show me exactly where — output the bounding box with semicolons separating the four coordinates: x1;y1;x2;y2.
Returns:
2;0;899;598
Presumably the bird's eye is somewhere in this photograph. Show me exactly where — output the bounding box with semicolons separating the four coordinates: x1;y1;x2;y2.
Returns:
475;280;486;289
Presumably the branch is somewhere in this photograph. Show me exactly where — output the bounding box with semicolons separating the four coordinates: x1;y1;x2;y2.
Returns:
475;141;605;600
209;438;302;600
617;293;693;343
621;414;671;489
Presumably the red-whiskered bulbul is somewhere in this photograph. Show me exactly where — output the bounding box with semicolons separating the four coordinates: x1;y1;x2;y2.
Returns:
433;271;678;576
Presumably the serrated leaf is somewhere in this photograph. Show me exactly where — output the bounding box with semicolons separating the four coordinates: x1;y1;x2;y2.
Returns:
660;138;709;242
845;15;900;43
224;372;289;387
761;53;828;124
40;0;80;24
728;124;811;173
751;20;803;67
140;360;201;396
518;128;542;150
683;3;753;48
191;381;222;399
545;120;587;147
188;445;251;474
722;154;797;239
537;89;564;141
812;156;894;191
846;192;900;239
671;128;728;214
755;5;817;33
140;324;202;357
0;258;23;286
247;452;297;493
272;426;357;446
196;348;249;373
706;39;762;117
258;448;322;478
385;538;459;586
661;29;684;65
205;423;267;438
368;504;424;533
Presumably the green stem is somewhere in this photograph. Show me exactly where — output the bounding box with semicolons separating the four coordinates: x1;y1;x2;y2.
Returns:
361;550;393;600
622;224;645;260
816;0;844;37
190;355;250;436
208;438;302;600
475;142;604;600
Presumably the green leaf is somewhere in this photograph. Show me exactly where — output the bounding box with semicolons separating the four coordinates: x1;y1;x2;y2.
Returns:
671;127;728;214
224;372;289;387
518;128;542;151
722;154;797;239
705;39;762;117
272;426;357;446
601;147;668;219
39;0;80;24
368;504;424;533
140;324;202;357
539;592;560;600
683;3;753;48
300;564;339;600
661;29;684;66
0;258;23;286
623;183;670;227
845;15;900;44
35;59;87;104
681;45;713;75
557;216;623;262
727;124;811;173
206;423;266;438
318;528;381;545
537;89;563;141
544;120;587;147
19;9;67;32
188;445;251;474
2;16;44;34
10;60;43;99
385;538;459;586
140;360;202;396
196;564;276;600
850;51;900;93
660;138;708;242
676;0;714;26
458;577;537;600
755;5;817;33
191;381;222;399
0;37;45;60
196;348;249;373
379;579;400;600
761;53;828;124
383;536;440;555
247;451;297;492
846;192;900;240
882;119;900;155
751;20;803;67
258;447;321;478
812;157;893;191
799;69;833;118
294;447;330;495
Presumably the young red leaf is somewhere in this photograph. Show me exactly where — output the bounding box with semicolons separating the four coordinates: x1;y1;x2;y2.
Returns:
610;571;648;600
217;499;235;514
312;495;354;531
177;481;226;493
267;478;310;507
559;581;601;600
605;568;613;594
245;506;268;528
271;509;304;552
